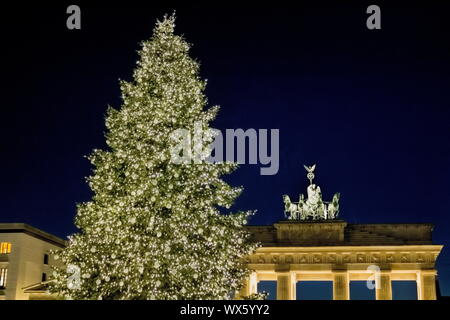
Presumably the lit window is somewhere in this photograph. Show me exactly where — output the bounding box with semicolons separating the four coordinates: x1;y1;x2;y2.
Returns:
0;268;7;289
0;243;11;254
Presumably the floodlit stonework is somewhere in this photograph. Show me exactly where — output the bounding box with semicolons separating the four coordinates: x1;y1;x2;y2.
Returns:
239;220;443;300
0;223;66;300
0;221;443;300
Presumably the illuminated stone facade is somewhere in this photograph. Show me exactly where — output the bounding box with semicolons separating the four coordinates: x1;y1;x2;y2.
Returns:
0;221;443;300
240;220;443;300
0;223;65;300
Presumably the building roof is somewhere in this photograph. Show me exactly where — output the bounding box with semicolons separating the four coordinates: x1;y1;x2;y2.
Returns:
22;280;54;293
0;223;67;248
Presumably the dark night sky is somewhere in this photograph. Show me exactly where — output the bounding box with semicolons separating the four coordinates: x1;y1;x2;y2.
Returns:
1;2;449;296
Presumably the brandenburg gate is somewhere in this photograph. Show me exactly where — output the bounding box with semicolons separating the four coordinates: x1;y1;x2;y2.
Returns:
239;165;443;300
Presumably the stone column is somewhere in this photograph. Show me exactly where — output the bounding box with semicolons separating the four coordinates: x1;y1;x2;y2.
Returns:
375;272;392;300
237;278;250;298
418;271;437;300
276;272;296;300
249;272;258;295
333;272;349;300
237;272;257;299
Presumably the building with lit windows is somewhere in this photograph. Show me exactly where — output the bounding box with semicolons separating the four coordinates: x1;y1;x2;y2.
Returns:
0;223;66;300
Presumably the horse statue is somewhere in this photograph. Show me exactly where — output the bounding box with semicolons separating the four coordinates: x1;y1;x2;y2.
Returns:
297;194;307;220
327;193;340;219
283;195;298;220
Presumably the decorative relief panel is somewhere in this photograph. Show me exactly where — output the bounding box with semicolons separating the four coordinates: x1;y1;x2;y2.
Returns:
400;253;409;263
249;250;438;266
271;255;279;264
328;254;337;263
372;254;381;263
274;221;347;244
432;253;439;263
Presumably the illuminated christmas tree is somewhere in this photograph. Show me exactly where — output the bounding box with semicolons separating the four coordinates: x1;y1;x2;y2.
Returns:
50;15;256;300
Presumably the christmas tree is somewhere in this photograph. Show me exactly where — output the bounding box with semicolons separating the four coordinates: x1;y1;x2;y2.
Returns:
50;15;257;300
